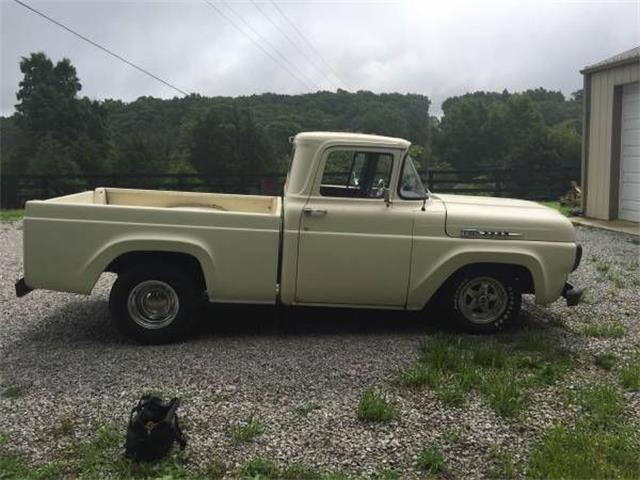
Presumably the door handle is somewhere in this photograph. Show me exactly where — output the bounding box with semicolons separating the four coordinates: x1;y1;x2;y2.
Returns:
303;208;328;217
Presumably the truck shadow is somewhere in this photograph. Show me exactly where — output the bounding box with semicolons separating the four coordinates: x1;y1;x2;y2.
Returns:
10;296;552;346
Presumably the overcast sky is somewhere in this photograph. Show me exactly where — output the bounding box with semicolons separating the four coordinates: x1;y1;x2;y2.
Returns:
1;0;639;117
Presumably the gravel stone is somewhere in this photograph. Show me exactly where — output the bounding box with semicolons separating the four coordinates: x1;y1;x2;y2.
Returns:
1;221;638;478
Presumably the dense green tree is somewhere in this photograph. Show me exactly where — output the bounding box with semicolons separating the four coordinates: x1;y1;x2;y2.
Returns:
2;51;583;192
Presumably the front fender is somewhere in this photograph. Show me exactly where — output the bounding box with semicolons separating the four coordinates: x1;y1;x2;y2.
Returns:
406;238;563;310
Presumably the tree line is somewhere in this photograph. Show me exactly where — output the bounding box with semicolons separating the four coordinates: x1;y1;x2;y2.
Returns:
1;53;582;181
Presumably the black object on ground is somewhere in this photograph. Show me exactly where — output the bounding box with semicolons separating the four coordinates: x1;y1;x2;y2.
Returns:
124;395;186;462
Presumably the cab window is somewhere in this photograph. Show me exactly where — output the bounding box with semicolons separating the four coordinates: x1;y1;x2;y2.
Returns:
320;150;393;198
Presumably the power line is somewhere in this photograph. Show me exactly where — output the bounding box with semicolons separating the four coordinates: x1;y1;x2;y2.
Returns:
204;0;320;92
222;0;322;91
250;0;339;91
270;0;348;90
12;0;190;97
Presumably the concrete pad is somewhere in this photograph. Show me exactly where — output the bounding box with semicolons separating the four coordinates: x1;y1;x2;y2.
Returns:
570;217;640;236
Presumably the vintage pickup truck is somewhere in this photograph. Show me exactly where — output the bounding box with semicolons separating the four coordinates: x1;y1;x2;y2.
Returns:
16;132;583;342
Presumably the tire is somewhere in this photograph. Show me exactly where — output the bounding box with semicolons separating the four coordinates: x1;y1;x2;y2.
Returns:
109;263;200;344
444;267;522;333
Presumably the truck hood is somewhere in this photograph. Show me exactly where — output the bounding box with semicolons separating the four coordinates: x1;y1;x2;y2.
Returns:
437;194;575;243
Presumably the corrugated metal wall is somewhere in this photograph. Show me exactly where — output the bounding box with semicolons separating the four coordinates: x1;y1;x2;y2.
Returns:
586;63;639;219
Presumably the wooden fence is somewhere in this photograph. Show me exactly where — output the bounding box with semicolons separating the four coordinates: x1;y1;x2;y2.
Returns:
1;168;579;209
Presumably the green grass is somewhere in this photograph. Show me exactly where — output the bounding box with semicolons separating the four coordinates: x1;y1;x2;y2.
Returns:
415;446;445;474
481;370;526;417
0;209;24;222
607;271;626;289
397;331;573;416
540;201;573;217
294;402;321;416
231;415;265;443
594;353;617;370
356;389;396;422
620;362;640;390
239;457;280;478
527;424;640;478
1;385;25;399
486;447;516;479
202;459;227;479
281;463;324;479
575;384;624;427
528;383;640;478
580;322;626;338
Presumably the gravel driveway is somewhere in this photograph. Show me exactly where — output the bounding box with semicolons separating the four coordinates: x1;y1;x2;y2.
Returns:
1;221;639;478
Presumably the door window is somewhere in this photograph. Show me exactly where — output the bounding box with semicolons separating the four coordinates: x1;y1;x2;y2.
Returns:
320;150;393;198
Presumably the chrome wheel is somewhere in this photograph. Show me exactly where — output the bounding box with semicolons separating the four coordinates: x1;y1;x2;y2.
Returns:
458;276;508;324
127;280;179;329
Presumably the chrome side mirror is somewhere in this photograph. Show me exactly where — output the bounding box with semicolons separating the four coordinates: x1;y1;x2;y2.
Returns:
383;187;392;207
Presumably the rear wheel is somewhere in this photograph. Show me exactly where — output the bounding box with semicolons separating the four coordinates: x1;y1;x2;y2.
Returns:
109;263;200;343
444;267;522;333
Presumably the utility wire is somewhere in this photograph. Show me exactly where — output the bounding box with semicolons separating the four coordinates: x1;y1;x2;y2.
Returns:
12;0;189;96
221;0;322;91
270;0;348;90
250;0;338;91
204;0;319;92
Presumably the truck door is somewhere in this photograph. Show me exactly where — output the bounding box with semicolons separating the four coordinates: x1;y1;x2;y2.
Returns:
295;148;414;307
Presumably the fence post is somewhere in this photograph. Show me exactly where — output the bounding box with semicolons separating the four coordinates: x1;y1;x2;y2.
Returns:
427;170;434;191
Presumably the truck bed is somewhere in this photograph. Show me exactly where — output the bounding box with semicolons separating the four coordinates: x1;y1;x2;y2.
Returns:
23;188;282;304
47;187;280;215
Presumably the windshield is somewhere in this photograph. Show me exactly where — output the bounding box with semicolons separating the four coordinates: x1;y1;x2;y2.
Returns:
399;155;428;199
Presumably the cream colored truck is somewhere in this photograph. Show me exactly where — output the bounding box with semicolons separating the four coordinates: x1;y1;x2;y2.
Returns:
16;132;583;342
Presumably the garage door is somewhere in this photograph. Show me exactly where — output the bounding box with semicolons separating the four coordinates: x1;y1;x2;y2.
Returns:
619;82;640;222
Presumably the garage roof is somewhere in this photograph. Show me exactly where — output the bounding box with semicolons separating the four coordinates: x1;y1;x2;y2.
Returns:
581;46;640;74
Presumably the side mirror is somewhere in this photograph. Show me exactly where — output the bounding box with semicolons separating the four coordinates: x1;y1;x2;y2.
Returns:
383;187;392;207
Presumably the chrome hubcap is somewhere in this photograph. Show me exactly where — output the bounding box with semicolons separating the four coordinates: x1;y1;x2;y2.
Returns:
458;277;508;324
127;280;179;329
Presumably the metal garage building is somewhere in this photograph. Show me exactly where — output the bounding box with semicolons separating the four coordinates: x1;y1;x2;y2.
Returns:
581;47;640;223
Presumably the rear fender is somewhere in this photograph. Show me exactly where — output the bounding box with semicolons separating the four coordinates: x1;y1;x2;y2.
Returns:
84;237;216;294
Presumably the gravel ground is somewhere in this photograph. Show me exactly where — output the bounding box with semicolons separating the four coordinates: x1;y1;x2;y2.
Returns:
1;221;639;478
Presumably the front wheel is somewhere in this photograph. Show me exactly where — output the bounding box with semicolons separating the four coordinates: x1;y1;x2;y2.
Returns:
445;268;522;333
109;263;200;343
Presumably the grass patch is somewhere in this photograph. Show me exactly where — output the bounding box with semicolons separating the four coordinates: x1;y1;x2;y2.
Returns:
239;457;280;478
0;453;64;480
0;209;24;222
357;389;395;422
527;424;640;478
372;468;401;479
203;458;227;479
481;370;526;417
294;402;321;416
397;331;573;416
528;382;639;478
575;384;624;427
231;415;264;443
594;353;617;370
1;385;25;399
540;201;573;217
486;447;516;479
596;262;611;274
281;463;323;479
620;362;640;390
607;271;626;289
580;322;626;338
416;446;445;474
238;457;344;479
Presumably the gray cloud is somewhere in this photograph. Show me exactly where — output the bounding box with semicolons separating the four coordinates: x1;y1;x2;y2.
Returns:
2;0;639;117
